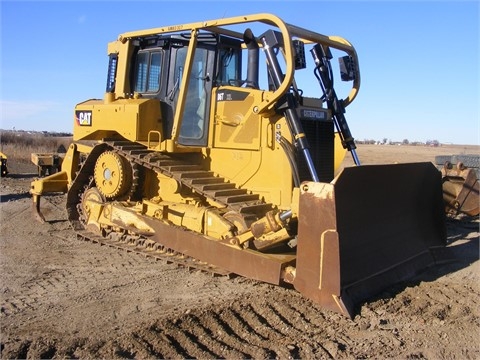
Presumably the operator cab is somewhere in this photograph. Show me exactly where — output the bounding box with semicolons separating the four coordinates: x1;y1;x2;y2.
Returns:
127;33;242;147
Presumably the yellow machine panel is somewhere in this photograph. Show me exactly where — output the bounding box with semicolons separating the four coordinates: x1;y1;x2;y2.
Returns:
74;98;162;142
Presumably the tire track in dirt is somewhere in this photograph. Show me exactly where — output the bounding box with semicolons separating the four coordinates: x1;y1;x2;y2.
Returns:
1;268;71;315
1;159;479;359
109;267;479;360
6;266;478;360
108;290;341;359
1;238;163;317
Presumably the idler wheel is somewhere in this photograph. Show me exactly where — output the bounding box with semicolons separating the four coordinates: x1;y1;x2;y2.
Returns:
80;187;106;228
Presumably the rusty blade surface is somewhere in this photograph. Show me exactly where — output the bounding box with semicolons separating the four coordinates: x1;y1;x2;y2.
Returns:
294;162;447;318
441;167;479;216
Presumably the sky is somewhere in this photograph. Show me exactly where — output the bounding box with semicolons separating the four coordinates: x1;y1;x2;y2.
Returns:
1;0;479;145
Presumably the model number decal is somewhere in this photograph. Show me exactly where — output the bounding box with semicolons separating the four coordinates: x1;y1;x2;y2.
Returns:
217;92;232;101
75;110;92;126
217;90;249;102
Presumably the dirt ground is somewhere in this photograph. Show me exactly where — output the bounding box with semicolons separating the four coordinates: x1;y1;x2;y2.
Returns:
0;144;478;359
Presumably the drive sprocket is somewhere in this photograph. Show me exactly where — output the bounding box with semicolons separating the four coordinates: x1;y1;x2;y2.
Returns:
94;150;133;199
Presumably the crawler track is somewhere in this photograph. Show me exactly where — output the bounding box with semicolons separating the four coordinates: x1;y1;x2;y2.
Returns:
66;139;275;277
75;230;231;276
103;139;273;215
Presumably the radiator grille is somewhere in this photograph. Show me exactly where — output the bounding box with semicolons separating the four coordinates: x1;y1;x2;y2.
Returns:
298;119;335;183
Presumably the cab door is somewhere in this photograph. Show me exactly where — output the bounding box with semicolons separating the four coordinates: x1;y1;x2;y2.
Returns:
173;46;215;146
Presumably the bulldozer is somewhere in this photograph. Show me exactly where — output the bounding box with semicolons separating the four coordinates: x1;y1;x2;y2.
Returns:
30;13;446;318
0;151;8;177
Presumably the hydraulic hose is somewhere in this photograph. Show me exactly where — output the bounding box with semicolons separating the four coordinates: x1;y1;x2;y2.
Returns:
277;134;301;187
261;31;320;182
311;44;361;166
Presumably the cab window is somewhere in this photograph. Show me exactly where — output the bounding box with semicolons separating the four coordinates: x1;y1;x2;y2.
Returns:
134;51;162;93
217;47;241;86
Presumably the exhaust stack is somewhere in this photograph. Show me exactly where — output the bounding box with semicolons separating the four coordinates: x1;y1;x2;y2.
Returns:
243;28;259;89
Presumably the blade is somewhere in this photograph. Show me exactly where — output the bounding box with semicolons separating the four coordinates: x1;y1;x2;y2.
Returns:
294;162;447;317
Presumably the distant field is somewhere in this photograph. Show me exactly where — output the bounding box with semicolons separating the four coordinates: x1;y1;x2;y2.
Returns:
340;143;479;168
1;130;478;167
0;132;72;162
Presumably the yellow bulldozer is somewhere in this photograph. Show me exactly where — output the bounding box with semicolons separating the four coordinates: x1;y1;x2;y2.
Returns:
0;151;8;177
30;13;446;318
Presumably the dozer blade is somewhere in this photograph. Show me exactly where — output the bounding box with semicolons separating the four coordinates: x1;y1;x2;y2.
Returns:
293;162;446;318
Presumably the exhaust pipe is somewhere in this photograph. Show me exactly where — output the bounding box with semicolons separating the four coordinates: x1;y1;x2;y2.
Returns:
243;28;259;89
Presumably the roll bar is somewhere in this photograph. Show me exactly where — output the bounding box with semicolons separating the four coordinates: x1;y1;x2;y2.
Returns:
117;13;360;113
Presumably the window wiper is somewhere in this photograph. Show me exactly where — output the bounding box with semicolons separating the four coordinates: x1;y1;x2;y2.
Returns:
168;66;183;101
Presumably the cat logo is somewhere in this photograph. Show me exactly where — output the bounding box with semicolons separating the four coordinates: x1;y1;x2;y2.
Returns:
75;110;92;126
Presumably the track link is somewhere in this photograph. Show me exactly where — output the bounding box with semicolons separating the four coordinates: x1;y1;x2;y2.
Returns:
75;230;231;277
